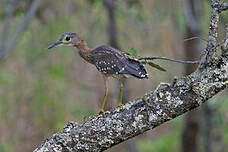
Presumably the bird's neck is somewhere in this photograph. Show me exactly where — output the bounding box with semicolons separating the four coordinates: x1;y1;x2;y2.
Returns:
74;39;91;53
74;39;92;63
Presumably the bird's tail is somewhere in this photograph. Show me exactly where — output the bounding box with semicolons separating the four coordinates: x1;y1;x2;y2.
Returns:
121;58;148;79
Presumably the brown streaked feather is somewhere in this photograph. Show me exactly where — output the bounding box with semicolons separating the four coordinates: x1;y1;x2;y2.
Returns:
90;45;148;79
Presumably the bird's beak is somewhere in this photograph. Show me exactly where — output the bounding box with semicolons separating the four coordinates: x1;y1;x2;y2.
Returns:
47;41;63;49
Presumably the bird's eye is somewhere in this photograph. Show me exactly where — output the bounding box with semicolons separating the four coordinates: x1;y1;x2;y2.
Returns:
65;36;70;41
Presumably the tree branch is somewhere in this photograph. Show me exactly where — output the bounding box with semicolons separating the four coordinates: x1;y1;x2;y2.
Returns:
34;56;227;152
0;0;16;51
34;1;228;152
219;2;228;12
138;56;199;64
200;0;222;64
0;0;40;59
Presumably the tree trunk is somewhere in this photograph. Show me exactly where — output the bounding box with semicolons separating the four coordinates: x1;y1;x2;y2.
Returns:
182;0;201;151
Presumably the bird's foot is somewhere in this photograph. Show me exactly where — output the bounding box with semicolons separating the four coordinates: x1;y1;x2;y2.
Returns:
118;103;123;107
98;109;105;115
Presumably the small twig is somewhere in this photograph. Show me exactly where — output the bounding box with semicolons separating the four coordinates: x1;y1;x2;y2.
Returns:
153;82;171;96
138;56;199;64
183;37;208;43
219;2;228;12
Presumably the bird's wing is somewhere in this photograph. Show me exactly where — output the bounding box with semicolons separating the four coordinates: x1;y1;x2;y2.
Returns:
91;45;127;75
92;45;148;79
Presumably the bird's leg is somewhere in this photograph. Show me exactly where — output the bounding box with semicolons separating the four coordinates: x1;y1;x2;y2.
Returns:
99;77;109;114
99;87;108;114
118;81;124;107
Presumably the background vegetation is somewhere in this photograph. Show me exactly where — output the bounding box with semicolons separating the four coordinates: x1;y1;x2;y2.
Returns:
0;0;227;152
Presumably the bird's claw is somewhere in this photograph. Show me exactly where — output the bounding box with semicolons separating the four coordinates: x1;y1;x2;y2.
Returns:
118;103;123;107
98;109;104;115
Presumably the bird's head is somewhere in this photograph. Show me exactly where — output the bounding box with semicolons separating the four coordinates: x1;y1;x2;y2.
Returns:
47;32;80;49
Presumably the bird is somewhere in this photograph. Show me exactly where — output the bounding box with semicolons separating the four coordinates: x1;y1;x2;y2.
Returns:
47;32;148;114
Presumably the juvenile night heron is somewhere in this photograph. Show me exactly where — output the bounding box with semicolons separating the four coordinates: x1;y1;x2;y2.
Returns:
48;32;148;114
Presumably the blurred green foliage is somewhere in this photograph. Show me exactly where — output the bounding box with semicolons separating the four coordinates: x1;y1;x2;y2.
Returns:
138;119;181;152
138;128;179;152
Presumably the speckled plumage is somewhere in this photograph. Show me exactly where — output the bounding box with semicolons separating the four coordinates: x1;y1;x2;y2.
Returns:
90;45;148;79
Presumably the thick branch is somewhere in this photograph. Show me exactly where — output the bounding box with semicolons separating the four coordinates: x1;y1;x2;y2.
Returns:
34;55;227;152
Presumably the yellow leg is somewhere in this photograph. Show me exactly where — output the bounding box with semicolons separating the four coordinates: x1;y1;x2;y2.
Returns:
118;82;124;107
99;87;109;114
98;76;109;114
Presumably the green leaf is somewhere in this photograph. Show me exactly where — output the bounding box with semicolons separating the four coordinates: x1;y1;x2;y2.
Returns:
147;62;166;72
125;48;139;57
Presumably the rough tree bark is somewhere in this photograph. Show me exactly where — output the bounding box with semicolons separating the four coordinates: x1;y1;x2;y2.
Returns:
34;1;228;152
